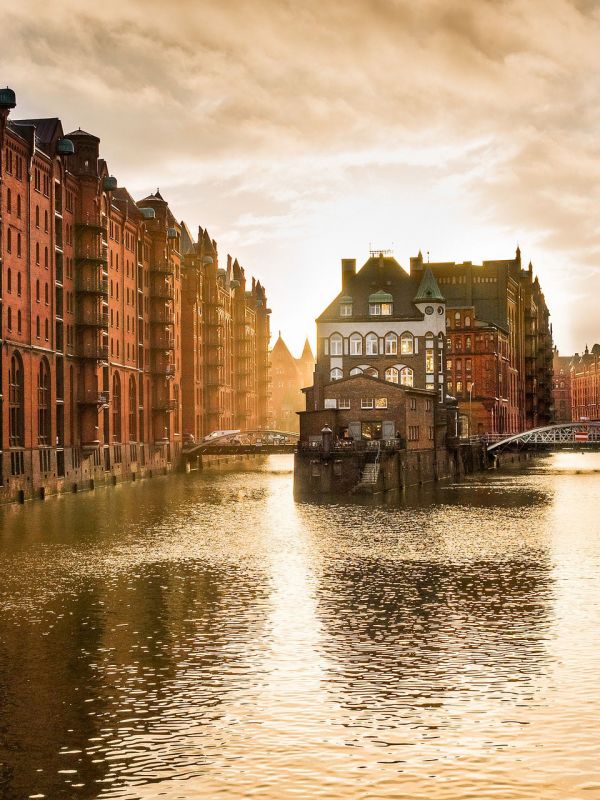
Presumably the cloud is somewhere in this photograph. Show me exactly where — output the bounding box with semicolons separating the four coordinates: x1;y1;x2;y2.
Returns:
3;0;600;352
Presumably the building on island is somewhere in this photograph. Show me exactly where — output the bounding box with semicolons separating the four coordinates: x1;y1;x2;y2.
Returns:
298;251;448;445
269;334;314;432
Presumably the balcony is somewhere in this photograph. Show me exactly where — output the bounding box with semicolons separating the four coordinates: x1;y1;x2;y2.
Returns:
150;333;175;350
76;213;107;233
152;397;177;412
78;389;110;406
152;362;176;377
76;275;109;296
77;343;109;361
150;259;175;275
150;307;175;326
76;307;109;327
150;282;175;300
76;244;108;264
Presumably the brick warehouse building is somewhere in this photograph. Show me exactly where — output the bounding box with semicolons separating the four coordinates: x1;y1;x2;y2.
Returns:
0;88;270;502
410;247;553;435
571;345;600;422
552;346;572;423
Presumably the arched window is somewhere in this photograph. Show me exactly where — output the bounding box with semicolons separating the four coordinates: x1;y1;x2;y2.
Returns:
385;367;399;384
37;359;51;446
17;310;21;333
7;268;11;292
36;316;40;338
112;373;122;442
17;272;21;296
9;352;25;447
366;333;378;356
17;233;21;257
465;336;472;351
44;319;49;340
16;195;21;218
465;315;471;327
6;188;11;213
7;228;11;253
349;333;362;356
44;283;49;304
350;367;363;376
330;367;343;381
329;333;343;356
35;205;40;227
44;247;48;268
454;311;461;324
400;367;414;387
36;280;40;302
35;242;40;264
400;332;414;354
384;332;397;355
129;377;137;441
364;366;378;378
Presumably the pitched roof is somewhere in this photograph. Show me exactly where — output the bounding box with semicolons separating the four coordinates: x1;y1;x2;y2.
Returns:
414;267;445;302
317;255;426;321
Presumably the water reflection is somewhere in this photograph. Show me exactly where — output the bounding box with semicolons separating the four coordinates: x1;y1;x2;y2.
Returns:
0;455;599;799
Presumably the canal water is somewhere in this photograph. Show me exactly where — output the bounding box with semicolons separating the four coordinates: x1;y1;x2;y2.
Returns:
1;453;600;800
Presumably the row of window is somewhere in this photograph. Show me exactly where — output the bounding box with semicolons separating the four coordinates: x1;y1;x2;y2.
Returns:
326;331;444;357
340;302;394;317
330;365;415;385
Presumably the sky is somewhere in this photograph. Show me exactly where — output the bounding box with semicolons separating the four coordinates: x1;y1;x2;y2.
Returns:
3;0;600;356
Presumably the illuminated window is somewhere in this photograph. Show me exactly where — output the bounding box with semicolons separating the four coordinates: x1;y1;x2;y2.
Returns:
384;332;397;355
385;367;399;384
330;334;343;355
330;368;343;381
400;332;414;354
375;397;388;409
400;367;414;387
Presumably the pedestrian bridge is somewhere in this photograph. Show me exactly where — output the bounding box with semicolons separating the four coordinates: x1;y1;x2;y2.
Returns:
486;422;600;452
182;429;299;458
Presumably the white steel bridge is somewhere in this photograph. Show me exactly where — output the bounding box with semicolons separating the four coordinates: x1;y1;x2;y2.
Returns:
486;422;600;452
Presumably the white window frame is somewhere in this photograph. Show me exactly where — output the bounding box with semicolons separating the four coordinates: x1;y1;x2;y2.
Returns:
369;303;381;316
349;334;362;356
330;367;343;381
338;398;351;409
366;333;378;356
400;367;414;387
324;398;337;409
361;398;374;409
330;334;343;356
340;303;352;317
385;367;399;384
400;332;414;355
384;333;397;355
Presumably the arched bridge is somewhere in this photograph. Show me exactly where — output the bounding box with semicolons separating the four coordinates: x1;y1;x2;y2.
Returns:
486;422;600;452
182;429;299;459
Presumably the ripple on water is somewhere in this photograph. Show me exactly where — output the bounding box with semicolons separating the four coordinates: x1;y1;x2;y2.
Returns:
0;454;599;800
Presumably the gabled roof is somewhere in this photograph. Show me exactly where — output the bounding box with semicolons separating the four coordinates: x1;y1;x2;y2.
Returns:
414;267;444;302
317;255;426;322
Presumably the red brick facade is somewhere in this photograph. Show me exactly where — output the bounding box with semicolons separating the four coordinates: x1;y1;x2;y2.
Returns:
571;345;600;421
0;90;270;501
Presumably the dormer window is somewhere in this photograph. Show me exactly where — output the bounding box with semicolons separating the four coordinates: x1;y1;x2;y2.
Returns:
340;296;353;317
368;291;393;316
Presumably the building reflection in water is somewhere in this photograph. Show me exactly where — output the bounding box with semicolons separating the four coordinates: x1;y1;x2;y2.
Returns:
1;455;599;800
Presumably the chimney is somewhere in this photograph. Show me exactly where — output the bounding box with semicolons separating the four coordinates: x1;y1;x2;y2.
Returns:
341;258;356;289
